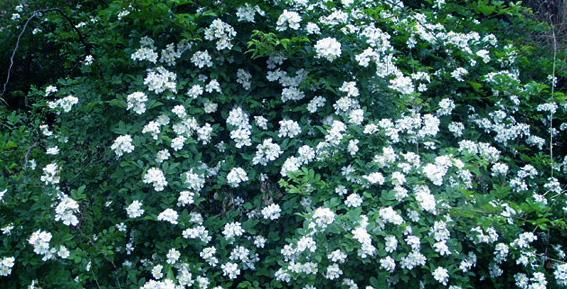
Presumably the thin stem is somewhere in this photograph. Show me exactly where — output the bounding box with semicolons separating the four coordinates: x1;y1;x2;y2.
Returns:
549;16;557;178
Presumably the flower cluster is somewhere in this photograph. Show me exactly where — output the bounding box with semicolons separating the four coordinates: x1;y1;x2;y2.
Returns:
0;257;15;277
111;135;135;157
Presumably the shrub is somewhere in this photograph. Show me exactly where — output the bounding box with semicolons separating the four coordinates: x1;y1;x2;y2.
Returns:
0;1;566;289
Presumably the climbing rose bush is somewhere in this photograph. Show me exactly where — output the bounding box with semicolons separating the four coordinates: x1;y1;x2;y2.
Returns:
1;0;566;289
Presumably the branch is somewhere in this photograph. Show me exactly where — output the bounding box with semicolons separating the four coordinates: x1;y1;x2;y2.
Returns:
23;141;38;169
0;8;93;104
47;8;92;55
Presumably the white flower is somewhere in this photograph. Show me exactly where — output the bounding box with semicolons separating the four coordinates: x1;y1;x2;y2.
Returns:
281;87;305;102
131;46;158;63
448;122;464;137
116;9;131;20
437;98;455;116
142;121;161;140
126;200;144;218
306;22;320;34
166;248;181;264
230;128;252;148
278;120;301;138
223;222;244;239
261;204;282;220
41;163;60;185
144;67;177;94
44;85;58;96
422;163;446;186
512;232;537;249
143;167;168;192
379;256;396;272
221;262;240;279
191;50;213;68
325;264;342;280
432;267;449;285
204;19;237;50
156;149;170;163
1;224;13;235
345;193;363;208
312;207;335;229
125;92;148;115
227;167;248;187
555;263;567;286
351;223;376;258
315;37;342;62
111;135;135;157
389;75;415;95
184;169;206;192
183;226;211;243
187;84;204;99
0;256;15;276
419;114;440;138
177;191;195;206
197;124;213;144
400;251;426;270
236;4;264;23
237;69;252;90
328;250;347;264
451;67;468;81
28;230;52;260
364;172;385;185
0;189;6;202
47;95;79;113
339;81;360;97
307;96;326;113
253;236;267;248
46;146;59;155
159;42;183;66
54;196;80;226
253;138;283;165
414;185;436;213
385;235;398;253
434;241;451;256
171;136;186;151
379;207;403;225
157;208;179;225
227;106;250;128
171;105;186;118
57;246;70;259
254;116;268;129
40;124;53;136
200;247;218;266
204;101;218;113
151;264;163;279
281;157;301;177
476;49;490;63
276;10;301;31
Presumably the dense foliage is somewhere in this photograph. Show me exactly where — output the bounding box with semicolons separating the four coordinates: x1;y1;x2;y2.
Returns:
1;1;566;289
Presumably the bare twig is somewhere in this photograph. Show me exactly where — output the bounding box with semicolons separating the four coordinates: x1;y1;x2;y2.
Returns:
0;11;41;103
